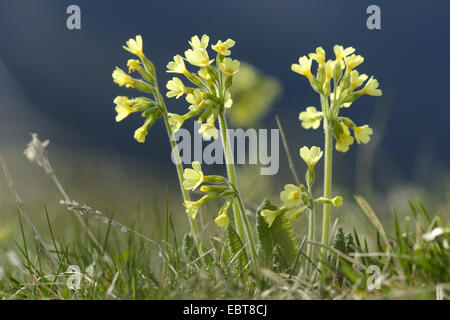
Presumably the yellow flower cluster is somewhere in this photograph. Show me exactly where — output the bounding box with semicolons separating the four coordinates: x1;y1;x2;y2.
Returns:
181;161;233;227
112;35;162;143
292;45;382;152
261;184;308;227
164;34;240;140
261;144;343;228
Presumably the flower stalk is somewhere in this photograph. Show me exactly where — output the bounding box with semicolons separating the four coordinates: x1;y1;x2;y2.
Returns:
153;78;206;260
320;122;333;271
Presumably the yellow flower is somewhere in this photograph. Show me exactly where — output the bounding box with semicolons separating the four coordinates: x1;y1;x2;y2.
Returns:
112;67;134;88
333;45;355;68
168;113;185;132
353;125;373;144
335;123;354;152
186;89;204;112
123;35;144;58
219;57;240;75
212;39;235;56
167;55;187;74
183;200;200;219
298;106;323;129
261;209;280;227
114;96;134;122
309;47;326;65
185;48;214;67
291;56;313;81
330;196;343;207
183;161;204;191
280;184;302;208
361;76;382;96
299;146;323;168
224;91;233;109
349;70;368;90
198;122;219;140
127;59;141;73
134;125;148;143
189;34;210;50
345;54;364;72
215;213;230;228
166;77;186;99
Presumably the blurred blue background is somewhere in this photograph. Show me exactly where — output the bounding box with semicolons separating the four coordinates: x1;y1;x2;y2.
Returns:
0;0;449;190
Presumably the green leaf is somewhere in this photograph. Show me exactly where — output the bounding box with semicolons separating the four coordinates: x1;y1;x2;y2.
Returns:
182;233;198;262
270;210;298;267
256;199;275;267
226;225;248;269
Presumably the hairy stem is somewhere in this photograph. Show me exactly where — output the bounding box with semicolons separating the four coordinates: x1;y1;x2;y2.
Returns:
233;184;257;262
217;113;250;245
153;82;205;261
320;123;333;271
306;184;315;275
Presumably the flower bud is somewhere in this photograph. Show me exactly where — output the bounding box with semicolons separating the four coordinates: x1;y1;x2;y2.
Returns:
199;185;229;194
333;61;342;83
204;175;227;184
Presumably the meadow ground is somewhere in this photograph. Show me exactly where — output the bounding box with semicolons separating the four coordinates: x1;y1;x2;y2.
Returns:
0;141;448;300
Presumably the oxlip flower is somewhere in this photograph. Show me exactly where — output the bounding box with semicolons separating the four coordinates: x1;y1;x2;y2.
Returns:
188;34;210;50
166;77;186;99
212;39;235;56
361;76;382;96
112;67;134;89
299;146;323;169
186;89;204;112
298;106;323;129
219;58;240;76
280;184;303;208
123;35;144;58
185;48;214;67
335;123;354;152
182;161;204;191
353;125;373;144
291;56;314;81
167;55;187;74
198;122;219;140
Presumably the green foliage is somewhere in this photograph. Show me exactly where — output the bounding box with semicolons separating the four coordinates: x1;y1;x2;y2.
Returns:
182;234;198;262
225;225;248;270
256;199;298;271
1;195;449;300
256;199;275;267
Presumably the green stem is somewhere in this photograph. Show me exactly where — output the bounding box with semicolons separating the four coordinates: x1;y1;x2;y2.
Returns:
217;113;250;247
234;186;257;262
218;113;257;263
306;184;315;275
153;82;205;262
320;123;333;272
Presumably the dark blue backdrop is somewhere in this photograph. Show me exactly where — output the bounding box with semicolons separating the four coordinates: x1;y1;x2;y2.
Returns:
0;0;449;181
